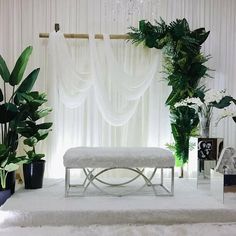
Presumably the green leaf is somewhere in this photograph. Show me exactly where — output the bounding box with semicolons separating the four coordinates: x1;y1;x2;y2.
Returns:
9;46;33;86
4;163;19;172
191;28;210;45
35;130;50;141
23;137;38;147
16;120;38;137
26;150;34;159
33;153;45;161
13;93;20;105
17;68;40;93
0;55;10;82
6;131;19;151
139;20;147;32
19;92;47;109
37;122;53;130
165;90;181;106
0;103;18;123
213;96;236;109
7;154;26;165
32;107;52;120
0;144;8;156
25;150;45;162
145;35;157;48
16;127;33;138
0;88;3;102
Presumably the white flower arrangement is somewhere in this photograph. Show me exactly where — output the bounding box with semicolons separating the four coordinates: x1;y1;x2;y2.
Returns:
215;106;236;126
174;89;236;137
204;89;226;104
175;89;228;113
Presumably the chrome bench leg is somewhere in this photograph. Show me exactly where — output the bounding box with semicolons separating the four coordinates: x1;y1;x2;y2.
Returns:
65;167;70;197
171;167;174;196
161;168;163;185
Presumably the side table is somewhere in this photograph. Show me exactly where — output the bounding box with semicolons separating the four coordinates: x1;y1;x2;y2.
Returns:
188;137;224;185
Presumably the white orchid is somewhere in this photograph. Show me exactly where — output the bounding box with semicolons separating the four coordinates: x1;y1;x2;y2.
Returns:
215;107;236;126
175;89;232;115
174;97;203;109
174;89;235;137
204;89;227;105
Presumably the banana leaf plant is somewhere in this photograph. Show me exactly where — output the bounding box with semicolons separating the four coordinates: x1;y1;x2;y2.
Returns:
0;46;52;190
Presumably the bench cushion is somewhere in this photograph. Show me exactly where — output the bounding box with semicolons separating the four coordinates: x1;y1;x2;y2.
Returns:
63;147;175;168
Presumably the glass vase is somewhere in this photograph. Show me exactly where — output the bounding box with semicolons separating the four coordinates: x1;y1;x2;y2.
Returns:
199;114;211;138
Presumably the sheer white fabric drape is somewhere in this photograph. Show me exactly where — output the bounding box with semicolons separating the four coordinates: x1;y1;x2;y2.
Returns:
48;31;160;126
48;31;92;108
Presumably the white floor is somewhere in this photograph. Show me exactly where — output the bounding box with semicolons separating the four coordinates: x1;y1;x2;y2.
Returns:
1;223;236;236
1;178;236;228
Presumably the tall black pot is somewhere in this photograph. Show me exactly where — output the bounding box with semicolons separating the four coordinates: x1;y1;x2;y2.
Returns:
0;171;16;195
23;160;45;189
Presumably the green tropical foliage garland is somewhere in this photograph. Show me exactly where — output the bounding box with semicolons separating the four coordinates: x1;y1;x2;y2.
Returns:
128;18;210;165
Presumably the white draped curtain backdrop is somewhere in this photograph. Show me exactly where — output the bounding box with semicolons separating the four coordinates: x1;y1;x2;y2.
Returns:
0;0;236;178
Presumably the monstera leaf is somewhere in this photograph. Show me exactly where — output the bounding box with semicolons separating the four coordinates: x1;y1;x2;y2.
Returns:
190;28;210;45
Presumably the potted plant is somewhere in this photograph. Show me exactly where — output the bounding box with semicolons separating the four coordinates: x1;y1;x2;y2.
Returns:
16;92;52;189
0;46;40;204
0;145;24;205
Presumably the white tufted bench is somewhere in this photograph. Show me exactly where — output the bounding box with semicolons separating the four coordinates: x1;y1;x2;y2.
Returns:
63;147;175;197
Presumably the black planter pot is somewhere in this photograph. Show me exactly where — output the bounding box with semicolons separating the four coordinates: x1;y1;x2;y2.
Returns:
23;160;45;189
0;171;16;195
0;189;11;206
233;116;236;123
224;175;236;186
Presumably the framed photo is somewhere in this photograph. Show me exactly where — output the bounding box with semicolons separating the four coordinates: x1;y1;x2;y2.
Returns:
198;138;223;160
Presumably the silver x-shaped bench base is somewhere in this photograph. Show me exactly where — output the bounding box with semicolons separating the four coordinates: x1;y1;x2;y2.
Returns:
65;167;174;197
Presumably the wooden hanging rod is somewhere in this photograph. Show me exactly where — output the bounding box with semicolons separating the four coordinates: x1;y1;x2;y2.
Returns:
39;23;130;40
39;33;130;39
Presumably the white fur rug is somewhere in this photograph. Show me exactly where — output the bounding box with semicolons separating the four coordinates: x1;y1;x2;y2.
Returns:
1;223;236;236
1;178;236;228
